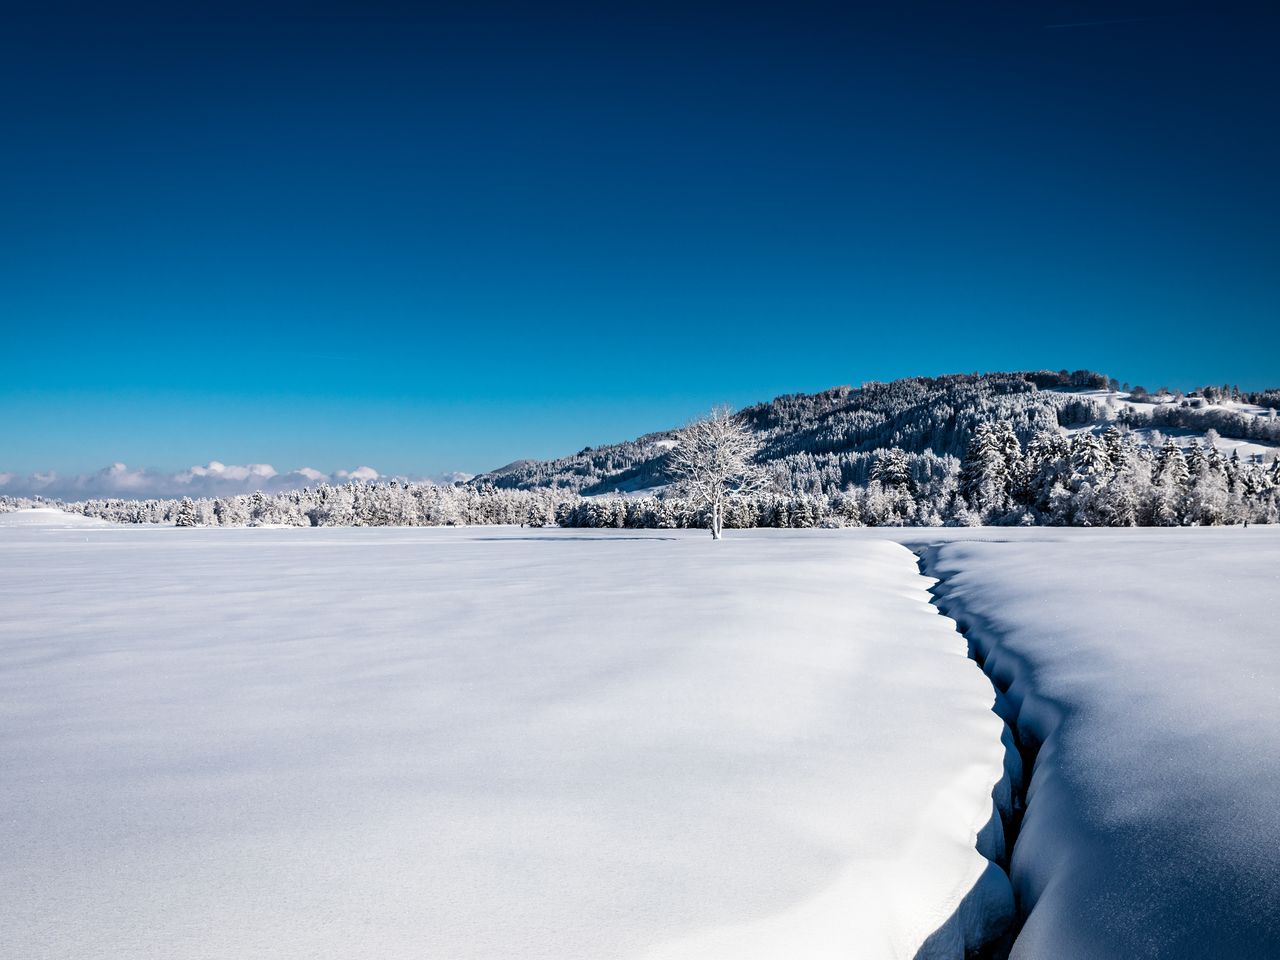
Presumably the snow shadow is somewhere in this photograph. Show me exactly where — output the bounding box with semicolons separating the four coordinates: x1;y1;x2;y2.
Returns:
912;546;1024;960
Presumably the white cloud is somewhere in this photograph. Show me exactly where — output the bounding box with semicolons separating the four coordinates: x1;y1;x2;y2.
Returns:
335;465;379;482
183;461;279;483
0;461;436;500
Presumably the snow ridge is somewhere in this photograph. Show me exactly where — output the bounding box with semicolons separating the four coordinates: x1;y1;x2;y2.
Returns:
910;531;1280;959
913;546;1057;960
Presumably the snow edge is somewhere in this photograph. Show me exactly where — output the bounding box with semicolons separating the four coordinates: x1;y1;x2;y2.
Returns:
911;545;1054;960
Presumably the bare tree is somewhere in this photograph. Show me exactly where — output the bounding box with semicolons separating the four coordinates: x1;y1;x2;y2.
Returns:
667;407;770;539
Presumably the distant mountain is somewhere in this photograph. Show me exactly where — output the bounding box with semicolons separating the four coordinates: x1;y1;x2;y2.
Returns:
472;369;1279;497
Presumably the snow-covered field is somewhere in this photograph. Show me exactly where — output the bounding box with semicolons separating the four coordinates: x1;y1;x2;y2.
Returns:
0;511;1008;960
916;527;1280;958
6;511;1278;959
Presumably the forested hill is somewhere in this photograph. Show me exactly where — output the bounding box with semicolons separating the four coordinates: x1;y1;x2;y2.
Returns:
474;370;1114;496
473;369;1280;499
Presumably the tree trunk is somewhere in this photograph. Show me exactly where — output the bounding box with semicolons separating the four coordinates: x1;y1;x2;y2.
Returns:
711;497;723;539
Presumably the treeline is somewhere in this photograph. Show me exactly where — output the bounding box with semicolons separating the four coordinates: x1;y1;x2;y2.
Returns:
7;419;1277;530
560;425;1280;528
1243;389;1280;410
950;423;1280;526
5;483;575;529
1120;401;1280;446
1192;383;1280;410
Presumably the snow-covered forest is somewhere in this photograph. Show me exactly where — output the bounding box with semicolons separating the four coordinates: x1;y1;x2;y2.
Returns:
5;370;1278;529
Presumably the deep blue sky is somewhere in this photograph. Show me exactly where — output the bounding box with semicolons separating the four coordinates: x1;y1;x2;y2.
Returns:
3;1;1277;476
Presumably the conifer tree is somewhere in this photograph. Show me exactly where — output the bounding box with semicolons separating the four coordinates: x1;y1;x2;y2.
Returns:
173;497;199;527
959;424;1010;517
870;448;915;493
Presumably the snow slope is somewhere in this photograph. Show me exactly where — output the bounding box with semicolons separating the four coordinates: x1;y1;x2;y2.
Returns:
919;528;1280;959
0;506;111;527
0;516;1008;960
1057;390;1279;460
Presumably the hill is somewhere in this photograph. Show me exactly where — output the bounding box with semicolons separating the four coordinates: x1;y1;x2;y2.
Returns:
474;370;1280;500
471;370;1110;495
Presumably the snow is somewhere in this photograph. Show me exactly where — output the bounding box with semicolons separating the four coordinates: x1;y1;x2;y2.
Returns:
1060;421;1278;461
594;482;672;499
1054;389;1279;461
0;517;1008;960
917;527;1280;958
1213;398;1273;418
11;513;1274;957
0;506;112;527
1130;426;1275;461
1060;387;1276;425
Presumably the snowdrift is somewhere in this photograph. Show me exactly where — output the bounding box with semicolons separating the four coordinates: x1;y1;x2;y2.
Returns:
920;528;1280;958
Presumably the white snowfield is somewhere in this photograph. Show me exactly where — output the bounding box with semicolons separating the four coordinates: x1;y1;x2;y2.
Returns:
0;511;1009;960
915;527;1280;959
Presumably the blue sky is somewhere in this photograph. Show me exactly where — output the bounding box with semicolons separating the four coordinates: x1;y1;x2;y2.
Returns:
2;1;1277;478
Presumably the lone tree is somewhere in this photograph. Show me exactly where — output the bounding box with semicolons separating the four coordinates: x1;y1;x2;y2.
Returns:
668;406;770;539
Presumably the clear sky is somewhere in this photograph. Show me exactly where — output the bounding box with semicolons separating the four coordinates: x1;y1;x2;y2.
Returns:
3;1;1277;477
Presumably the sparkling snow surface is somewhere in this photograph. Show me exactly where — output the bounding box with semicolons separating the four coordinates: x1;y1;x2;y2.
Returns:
0;513;1007;960
918;527;1280;958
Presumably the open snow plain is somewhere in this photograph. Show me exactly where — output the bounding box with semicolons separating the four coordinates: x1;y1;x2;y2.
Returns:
5;512;1278;959
0;511;1008;960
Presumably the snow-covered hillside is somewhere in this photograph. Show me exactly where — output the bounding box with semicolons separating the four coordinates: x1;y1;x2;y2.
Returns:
475;372;1279;500
0;506;111;527
0;514;1010;960
473;370;1115;496
1057;388;1280;461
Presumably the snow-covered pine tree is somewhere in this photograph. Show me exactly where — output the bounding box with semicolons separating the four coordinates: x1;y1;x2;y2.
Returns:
1102;425;1130;473
1185;442;1208;479
959;424;1009;518
173;497;199;527
1153;438;1190;488
869;448;915;493
1070;432;1111;484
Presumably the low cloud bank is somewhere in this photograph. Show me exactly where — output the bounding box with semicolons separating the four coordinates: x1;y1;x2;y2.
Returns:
0;462;472;500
